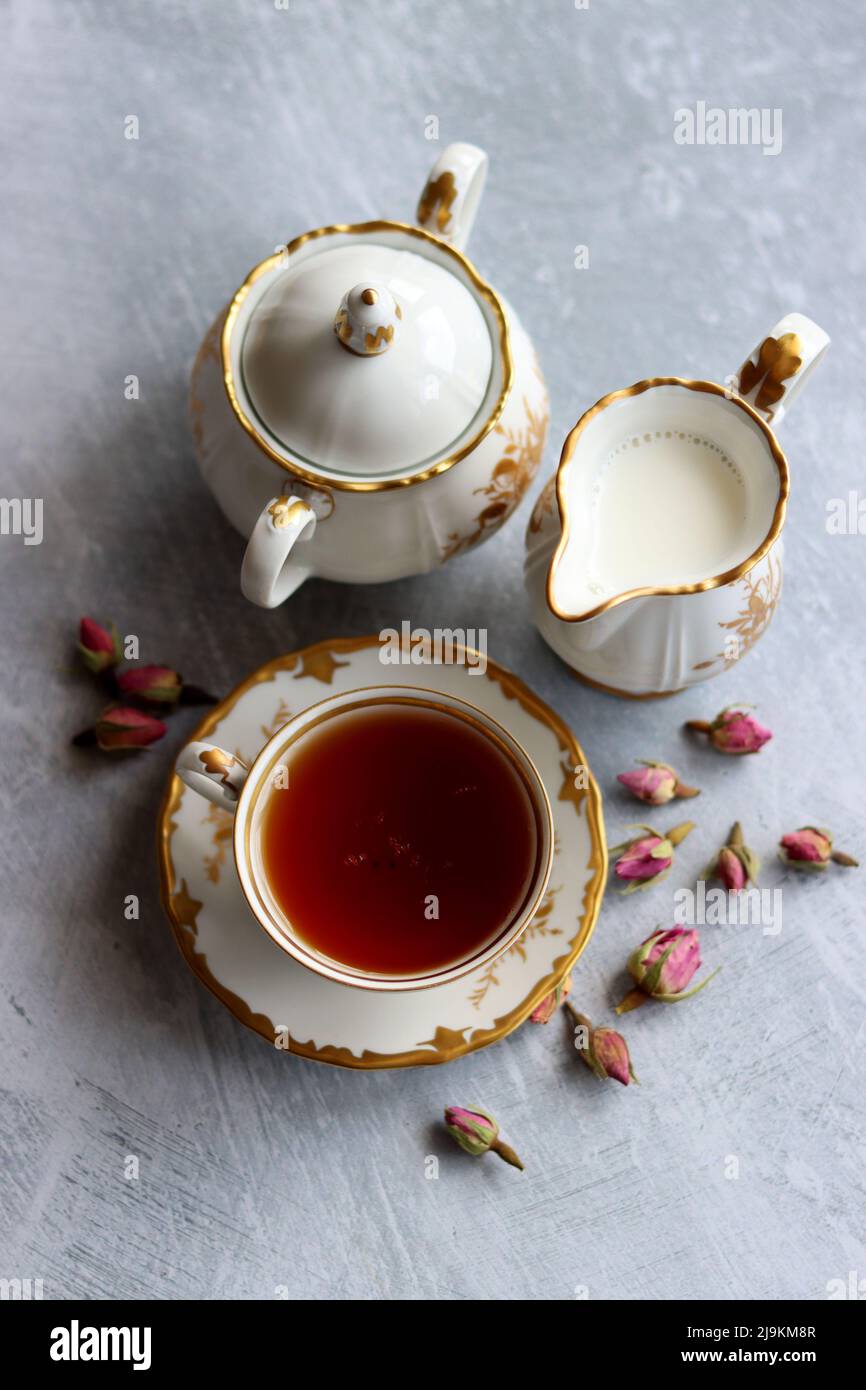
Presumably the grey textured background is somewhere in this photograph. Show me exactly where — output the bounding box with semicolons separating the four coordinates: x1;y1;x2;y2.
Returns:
2;0;864;1301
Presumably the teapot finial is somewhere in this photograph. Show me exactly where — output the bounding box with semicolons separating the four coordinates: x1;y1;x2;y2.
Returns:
334;281;402;356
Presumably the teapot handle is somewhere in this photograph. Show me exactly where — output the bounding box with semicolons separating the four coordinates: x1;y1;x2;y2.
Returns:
415;142;488;252
240;495;317;608
732;313;830;427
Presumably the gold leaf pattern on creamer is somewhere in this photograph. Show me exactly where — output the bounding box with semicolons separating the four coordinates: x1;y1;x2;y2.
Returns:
738;333;802;417
693;550;783;673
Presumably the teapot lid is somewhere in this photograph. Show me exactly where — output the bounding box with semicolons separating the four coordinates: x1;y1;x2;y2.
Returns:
238;233;497;481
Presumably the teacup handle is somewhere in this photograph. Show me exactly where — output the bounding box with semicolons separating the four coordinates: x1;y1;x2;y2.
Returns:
177;741;249;814
240;495;317;608
415;142;488;252
734;313;830;428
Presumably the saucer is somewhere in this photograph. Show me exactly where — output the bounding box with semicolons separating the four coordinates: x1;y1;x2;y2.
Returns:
157;636;606;1068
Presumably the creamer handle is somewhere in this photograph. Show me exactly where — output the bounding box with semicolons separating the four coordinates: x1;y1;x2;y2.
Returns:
415;142;488;252
240;496;316;608
176;742;249;814
733;313;830;427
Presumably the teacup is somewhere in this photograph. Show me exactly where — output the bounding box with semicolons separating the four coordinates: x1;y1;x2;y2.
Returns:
525;313;830;697
176;686;554;992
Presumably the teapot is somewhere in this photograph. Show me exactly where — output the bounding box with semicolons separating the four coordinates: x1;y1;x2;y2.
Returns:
525;314;829;697
190;143;548;607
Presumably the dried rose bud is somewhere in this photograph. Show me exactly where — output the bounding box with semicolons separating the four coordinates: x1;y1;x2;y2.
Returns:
565;1004;637;1085
77;617;122;674
530;973;572;1024
779;827;858;871
716;847;746;891
616;927;719;1014
617;761;699;805
443;1105;524;1170
686;706;772;755
780;827;829;865
615;834;670;886
610;821;695;895
117;664;182;704
706;821;760;891
114;665;216;708
93;705;166;752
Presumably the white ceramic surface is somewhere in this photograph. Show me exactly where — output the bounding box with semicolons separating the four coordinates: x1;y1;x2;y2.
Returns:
159;636;606;1067
525;314;829;697
243;246;492;471
190;142;549;608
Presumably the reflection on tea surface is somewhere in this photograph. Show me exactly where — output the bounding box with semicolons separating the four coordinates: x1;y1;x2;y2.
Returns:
261;704;540;976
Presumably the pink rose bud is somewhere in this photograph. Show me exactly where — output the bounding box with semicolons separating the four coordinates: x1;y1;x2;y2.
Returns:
610;821;695;895
117;664;182;704
530;973;572;1024
779;827;858;871
565;1004;638;1085
93;705;167;752
780;827;830;863
616;927;719;1014
593;1027;636;1086
717;847;746;891
686;705;772;755
443;1105;524;1170
617;761;699;805
77;617;122;674
616;834;671;882
706;822;760;891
